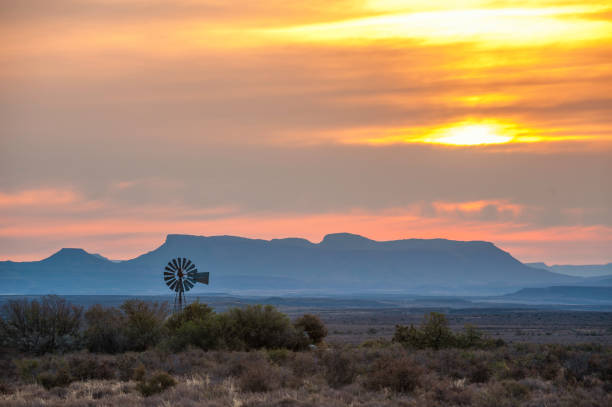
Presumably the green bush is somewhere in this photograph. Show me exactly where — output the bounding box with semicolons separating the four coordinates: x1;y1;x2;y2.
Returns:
394;312;499;350
218;305;301;351
164;302;221;351
136;371;176;397
1;296;83;354
83;305;127;353
120;300;169;352
294;314;328;344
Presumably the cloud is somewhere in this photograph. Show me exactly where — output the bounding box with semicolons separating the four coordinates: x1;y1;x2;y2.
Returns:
1;205;610;264
0;188;79;207
1;1;610;264
431;200;523;220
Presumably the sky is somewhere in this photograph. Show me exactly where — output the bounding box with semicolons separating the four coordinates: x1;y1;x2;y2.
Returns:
1;0;611;264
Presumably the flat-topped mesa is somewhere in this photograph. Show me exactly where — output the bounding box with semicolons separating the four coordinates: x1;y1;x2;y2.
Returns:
319;233;376;250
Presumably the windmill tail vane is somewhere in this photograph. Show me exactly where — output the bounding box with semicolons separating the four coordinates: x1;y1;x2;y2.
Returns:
163;257;209;312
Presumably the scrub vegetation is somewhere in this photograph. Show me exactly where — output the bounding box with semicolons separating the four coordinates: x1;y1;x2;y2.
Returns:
1;296;610;406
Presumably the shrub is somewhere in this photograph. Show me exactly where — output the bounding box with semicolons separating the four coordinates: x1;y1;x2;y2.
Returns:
14;358;40;383
120;300;169;352
218;305;299;351
1;296;83;354
136;371;177;397
164;302;220;351
83;305;126;353
394;313;497;350
321;350;357;388
420;312;455;350
116;352;141;381
37;365;72;390
267;348;291;365
364;356;423;393
37;370;71;390
291;352;318;378
294;314;328;344
394;312;454;350
165;302;214;332
66;352;115;381
237;358;282;392
468;358;492;383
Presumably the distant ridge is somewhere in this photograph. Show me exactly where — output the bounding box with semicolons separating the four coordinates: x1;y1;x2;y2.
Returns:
503;286;612;304
0;233;581;295
526;262;612;277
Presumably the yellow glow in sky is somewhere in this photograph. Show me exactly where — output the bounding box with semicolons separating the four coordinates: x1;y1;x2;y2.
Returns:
343;120;553;146
421;123;514;145
264;5;612;47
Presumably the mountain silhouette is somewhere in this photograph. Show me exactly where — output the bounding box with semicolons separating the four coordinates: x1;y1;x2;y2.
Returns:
0;233;583;295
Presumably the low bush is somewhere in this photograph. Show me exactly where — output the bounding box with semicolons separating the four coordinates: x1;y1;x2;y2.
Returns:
394;312;502;350
364;356;423;393
135;370;176;397
321;350;357;388
14;358;40;383
237;358;283;392
65;353;115;381
290;351;318;378
3;341;611;407
294;314;328;344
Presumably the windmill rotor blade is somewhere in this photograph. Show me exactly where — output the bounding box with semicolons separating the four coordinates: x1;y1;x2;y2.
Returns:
163;258;206;297
194;272;209;285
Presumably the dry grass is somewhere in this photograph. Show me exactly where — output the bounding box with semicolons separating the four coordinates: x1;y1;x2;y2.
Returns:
1;342;611;406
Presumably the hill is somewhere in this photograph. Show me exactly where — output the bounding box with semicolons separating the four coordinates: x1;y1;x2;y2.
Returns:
0;233;579;295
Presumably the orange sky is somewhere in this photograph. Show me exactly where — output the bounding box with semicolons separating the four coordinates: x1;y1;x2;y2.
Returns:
1;0;611;263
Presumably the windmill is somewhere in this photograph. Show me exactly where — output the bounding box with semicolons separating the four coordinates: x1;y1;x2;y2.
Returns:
163;257;209;312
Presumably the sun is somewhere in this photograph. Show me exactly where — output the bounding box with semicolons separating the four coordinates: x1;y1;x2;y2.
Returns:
421;123;514;146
